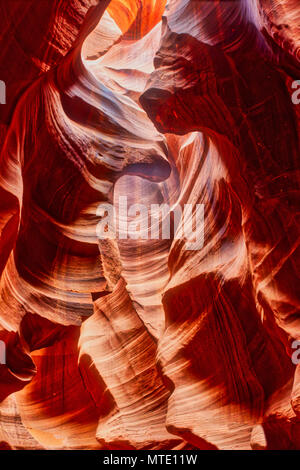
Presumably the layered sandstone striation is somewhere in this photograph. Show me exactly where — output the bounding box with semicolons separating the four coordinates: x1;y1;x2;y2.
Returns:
0;0;299;450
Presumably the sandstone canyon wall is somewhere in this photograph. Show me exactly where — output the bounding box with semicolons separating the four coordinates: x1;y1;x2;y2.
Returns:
0;0;299;450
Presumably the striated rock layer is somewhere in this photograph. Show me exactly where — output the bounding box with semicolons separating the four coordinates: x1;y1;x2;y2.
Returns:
0;0;299;450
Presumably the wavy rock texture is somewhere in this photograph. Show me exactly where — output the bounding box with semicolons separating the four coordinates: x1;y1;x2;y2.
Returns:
0;0;299;450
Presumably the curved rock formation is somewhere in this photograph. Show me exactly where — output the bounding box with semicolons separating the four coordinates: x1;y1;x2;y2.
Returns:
141;0;300;449
0;0;299;450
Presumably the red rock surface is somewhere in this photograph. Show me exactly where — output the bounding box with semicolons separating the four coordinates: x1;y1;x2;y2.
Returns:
0;0;299;450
